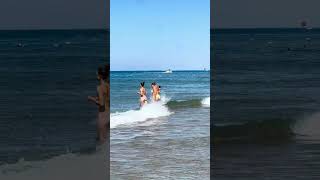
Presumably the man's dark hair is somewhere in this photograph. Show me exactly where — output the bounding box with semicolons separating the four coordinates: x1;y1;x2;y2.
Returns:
140;82;145;87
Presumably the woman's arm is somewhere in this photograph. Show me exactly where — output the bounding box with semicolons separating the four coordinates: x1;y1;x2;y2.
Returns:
88;96;99;104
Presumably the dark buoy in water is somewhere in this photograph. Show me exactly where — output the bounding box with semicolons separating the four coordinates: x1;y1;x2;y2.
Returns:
300;20;307;29
300;20;313;30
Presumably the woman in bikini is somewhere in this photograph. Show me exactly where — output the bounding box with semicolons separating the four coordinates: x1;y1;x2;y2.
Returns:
88;67;108;144
139;82;148;107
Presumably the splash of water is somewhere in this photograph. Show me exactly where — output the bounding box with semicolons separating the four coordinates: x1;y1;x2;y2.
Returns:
201;97;210;107
294;112;320;140
110;96;172;129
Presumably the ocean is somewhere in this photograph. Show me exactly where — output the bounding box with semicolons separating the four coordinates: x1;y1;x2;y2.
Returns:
0;30;109;179
212;28;320;179
110;71;210;179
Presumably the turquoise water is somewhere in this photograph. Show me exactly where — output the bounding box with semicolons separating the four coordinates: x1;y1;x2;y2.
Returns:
110;71;210;179
110;71;210;112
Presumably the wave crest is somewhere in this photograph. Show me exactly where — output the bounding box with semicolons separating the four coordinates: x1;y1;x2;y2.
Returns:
201;97;210;107
166;97;210;109
110;100;172;129
213;119;295;144
110;96;209;129
294;112;320;141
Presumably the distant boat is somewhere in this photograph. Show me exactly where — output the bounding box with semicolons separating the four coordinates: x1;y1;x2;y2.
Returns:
164;69;172;73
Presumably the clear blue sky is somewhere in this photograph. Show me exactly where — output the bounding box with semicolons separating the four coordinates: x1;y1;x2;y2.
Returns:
111;0;209;71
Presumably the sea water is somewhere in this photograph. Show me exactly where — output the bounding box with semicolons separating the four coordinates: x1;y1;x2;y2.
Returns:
0;30;109;179
212;28;320;179
110;71;210;179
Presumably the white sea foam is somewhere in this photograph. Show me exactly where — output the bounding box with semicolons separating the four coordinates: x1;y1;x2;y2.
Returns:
201;97;210;107
110;96;172;129
0;145;108;180
294;112;320;140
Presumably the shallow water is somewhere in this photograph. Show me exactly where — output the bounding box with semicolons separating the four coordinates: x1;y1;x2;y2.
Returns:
110;71;210;179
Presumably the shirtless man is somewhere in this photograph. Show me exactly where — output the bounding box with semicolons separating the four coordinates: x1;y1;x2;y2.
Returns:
151;82;161;101
88;67;108;144
155;85;161;101
151;82;156;101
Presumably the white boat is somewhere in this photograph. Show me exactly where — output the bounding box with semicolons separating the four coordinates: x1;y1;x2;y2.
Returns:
164;69;172;73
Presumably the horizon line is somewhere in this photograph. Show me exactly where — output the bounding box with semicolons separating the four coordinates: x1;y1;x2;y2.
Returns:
110;69;210;72
211;27;319;30
0;28;109;31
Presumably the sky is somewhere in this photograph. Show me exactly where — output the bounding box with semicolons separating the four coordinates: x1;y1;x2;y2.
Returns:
0;0;109;29
110;0;210;71
212;0;320;28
